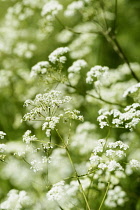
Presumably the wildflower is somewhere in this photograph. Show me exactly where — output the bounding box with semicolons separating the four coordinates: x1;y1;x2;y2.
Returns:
48;47;69;64
86;65;109;84
1;189;31;210
105;186;126;208
123;82;140;97
129;159;140;169
41;1;63;21
107;141;129;150
0;144;7;153
98;163;107;170
107;160;123;172
90;155;102;165
0;131;6;139
98;104;140;130
30;61;50;77
13;42;36;59
23;90;83;137
68;59;87;85
23;130;37;144
68;59;87;73
0;71;12;88
65;1;84;17
46;181;65;201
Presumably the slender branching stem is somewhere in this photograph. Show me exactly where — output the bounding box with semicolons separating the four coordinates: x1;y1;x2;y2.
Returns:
55;129;91;210
55;15;100;35
113;0;118;32
87;92;125;108
102;29;139;82
98;182;110;210
66;83;125;107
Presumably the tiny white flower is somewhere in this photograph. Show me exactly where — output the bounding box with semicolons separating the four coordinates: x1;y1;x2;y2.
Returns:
98;163;107;170
46;181;65;201
0;144;7;153
90;155;102;165
49;47;69;64
0;131;6;139
129;159;140;169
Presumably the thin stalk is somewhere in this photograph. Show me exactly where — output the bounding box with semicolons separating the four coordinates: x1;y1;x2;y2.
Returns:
87;93;125;107
86;175;94;210
103;32;139;82
56;129;91;210
66;83;125;107
113;0;118;32
46;108;52;187
55;15;100;35
63;169;97;181
66;148;91;210
46;149;50;187
98;182;110;210
99;0;108;30
102;128;111;157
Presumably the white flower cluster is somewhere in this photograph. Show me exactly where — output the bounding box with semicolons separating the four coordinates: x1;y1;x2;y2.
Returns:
129;159;140;169
25;146;52;173
107;141;129;150
22;0;45;9
46;178;90;208
30;157;48;173
68;59;87;86
6;142;26;157
56;29;73;43
64;109;84;122
71;121;97;155
24;90;71;111
0;131;6;139
30;61;50;77
123;82;140;98
1;189;31;210
48;47;69;64
69;33;96;59
23;130;37;144
0;143;7;153
5;2;33;25
65;178;90;201
68;59;87;73
98;103;140;130
30;47;70;82
4;0;45;24
42;116;60;137
89;139;129;172
13;42;36;59
23;90;83;136
105;186;127;208
0;70;12;88
93;169;126;190
86;65;109;84
41;1;63;21
64;1;84;17
46;181;65;201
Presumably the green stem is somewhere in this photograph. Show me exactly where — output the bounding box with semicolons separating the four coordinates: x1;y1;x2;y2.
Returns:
56;129;91;210
113;0;118;32
103;32;139;82
98;182;110;210
63;169;97;181
66;83;125;108
87;93;125;108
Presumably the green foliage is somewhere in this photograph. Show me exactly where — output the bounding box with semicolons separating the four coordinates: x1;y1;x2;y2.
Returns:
0;0;140;209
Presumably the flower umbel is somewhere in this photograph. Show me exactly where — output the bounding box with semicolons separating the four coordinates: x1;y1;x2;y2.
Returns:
23;90;83;136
